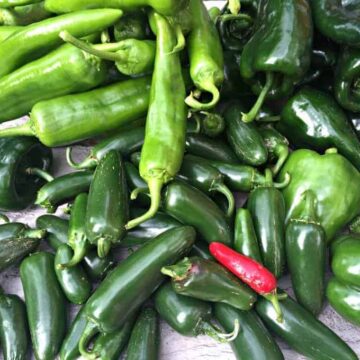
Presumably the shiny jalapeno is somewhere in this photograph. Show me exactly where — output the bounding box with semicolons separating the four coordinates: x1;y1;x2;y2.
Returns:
86;150;128;258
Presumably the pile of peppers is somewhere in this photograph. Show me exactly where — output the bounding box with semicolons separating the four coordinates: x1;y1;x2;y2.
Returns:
0;0;359;359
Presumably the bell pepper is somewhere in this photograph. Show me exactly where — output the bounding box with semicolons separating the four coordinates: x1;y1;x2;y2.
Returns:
278;148;360;242
239;0;313;122
278;87;360;170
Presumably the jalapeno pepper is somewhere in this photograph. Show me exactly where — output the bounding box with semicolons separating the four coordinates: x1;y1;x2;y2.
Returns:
86;150;128;258
0;9;122;78
78;226;195;357
286;190;326;316
126;12;187;229
190;240;213;260
0;293;29;360
20;252;67;360
126;307;158;360
162;256;256;310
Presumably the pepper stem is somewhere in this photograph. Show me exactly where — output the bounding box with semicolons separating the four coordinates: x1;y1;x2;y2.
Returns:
220;13;252;24
202;319;240;343
273;172;291;189
0;214;9;224
298;190;318;223
228;0;241;14
125;178;162;229
58;246;87;269
97;237;112;258
189;113;202;134
79;322;99;360
169;24;185;53
271;145;289;176
185;81;221;110
210;182;235;218
25;168;54;182
161;257;192;280
130;187;149;200
263;290;284;323
0;121;34;137
242;72;274;123
66;147;97;170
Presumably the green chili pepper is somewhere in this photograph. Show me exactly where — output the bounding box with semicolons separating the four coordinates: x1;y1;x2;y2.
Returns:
256;293;358;360
0;76;151;147
286;190;326;316
82;249;115;281
0;222;44;272
0;25;22;42
126;12;187;229
20;252;67;360
278;87;360;170
326;278;360;327
114;11;150;41
234;208;262;263
215;303;284;360
239;0;312;122
0;0;41;7
162;256;257;310
0;2;52;26
186;133;238;163
0;137;52;211
224;103;268;166
78;226;195;357
44;0;189;16
126;307;159;360
247;169;289;278
54;244;92;305
163;180;233;246
0;9;122;78
185;0;224;110
86;150;128;258
35;171;93;213
67;127;144;170
0;293;29;360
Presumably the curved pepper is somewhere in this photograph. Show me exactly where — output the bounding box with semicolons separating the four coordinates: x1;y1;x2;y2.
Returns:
278;87;360;170
285;190;326;316
126;12;187;229
239;0;312;122
278;148;360;242
162;256;256;310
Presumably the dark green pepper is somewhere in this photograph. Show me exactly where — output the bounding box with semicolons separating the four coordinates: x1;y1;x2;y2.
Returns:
190;240;213;260
278;87;360;170
78;226;195;357
114;11;150;41
190;111;226;138
35;171;93;213
86;150;128;258
285;190;326;315
162;256;256;310
239;0;312;122
126;307;158;360
0;136;52;211
82;249;115;281
20;252;67;360
256;293;358;360
163;180;232;246
215;303;284;360
0;293;29;360
247;169;288;278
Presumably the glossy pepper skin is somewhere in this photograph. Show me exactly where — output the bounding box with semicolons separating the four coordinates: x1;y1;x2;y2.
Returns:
0;0;42;7
0;137;52;211
286;190;326;316
215;303;284;360
278;148;360;242
311;0;360;47
86;150;128;258
20;252;67;360
0;25;22;42
256;294;358;360
0;9;122;78
35;171;93;213
247;169;287;278
44;0;189;16
126;307;159;360
0;222;44;272
0;294;29;360
0;76;151;147
326;278;360;327
186;0;224;110
278;87;360;170
78;226;195;357
163;180;232;246
82;250;115;281
126;12;187;229
239;0;312;122
334;47;360;112
162;256;256;310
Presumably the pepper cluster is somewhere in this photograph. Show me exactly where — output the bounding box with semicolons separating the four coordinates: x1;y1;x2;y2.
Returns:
0;0;359;359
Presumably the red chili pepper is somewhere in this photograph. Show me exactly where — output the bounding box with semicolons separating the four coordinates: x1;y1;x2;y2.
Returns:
209;242;284;322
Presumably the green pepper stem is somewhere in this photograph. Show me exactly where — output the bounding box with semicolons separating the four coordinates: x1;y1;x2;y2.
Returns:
66;147;97;170
220;13;253;24
169;23;185;54
325;148;338;154
228;0;241;14
273;172;291;189
189;113;202;134
202;319;240;343
58;246;87;269
185;81;221;111
79;322;99;360
210;182;235;218
130;187;149;200
161;257;192;280
25;168;54;182
242;72;274;123
126;178;162;229
263;290;284;323
298;190;318;223
97;237;112;258
23;229;46;239
271;145;289;176
0;214;9;224
0;121;34;137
